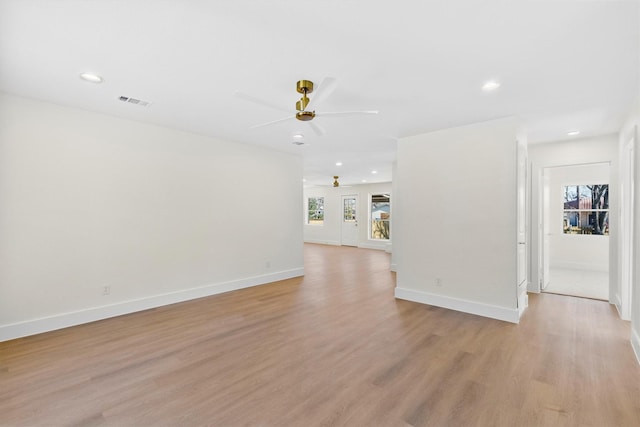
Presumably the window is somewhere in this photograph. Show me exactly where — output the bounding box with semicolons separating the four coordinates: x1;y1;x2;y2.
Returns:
343;197;356;222
370;194;390;240
307;197;324;225
563;185;609;235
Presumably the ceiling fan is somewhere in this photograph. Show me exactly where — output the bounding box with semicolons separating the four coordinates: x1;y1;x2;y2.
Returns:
235;78;378;136
332;176;352;188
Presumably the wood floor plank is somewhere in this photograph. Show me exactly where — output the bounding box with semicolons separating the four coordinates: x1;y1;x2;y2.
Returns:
1;243;639;426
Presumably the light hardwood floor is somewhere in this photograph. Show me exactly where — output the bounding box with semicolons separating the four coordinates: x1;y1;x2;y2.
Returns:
1;243;639;426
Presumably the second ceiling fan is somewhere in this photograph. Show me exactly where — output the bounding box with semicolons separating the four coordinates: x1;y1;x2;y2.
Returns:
236;78;378;136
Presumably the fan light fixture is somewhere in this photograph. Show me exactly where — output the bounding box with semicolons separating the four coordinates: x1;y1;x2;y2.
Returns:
333;176;340;187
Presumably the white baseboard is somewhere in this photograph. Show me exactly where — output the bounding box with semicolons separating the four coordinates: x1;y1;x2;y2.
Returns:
390;263;397;272
550;261;608;272
358;242;387;251
612;292;622;308
518;293;528;318
394;287;519;324
632;327;640;366
0;268;304;342
304;239;340;246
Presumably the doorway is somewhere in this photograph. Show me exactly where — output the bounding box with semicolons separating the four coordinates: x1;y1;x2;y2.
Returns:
341;195;358;246
539;163;610;300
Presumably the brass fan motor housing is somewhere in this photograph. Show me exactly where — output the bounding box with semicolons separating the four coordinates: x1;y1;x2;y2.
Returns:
333;176;340;187
296;98;309;112
296;80;314;116
296;80;314;94
296;111;316;121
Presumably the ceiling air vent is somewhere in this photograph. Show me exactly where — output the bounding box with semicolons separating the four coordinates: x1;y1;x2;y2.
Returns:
118;96;151;107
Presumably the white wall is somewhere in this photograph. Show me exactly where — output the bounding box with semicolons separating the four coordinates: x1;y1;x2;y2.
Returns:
621;100;640;361
0;93;304;341
394;117;521;323
633;120;640;361
391;161;398;270
631;5;640;363
546;164;610;272
528;135;618;301
303;182;392;251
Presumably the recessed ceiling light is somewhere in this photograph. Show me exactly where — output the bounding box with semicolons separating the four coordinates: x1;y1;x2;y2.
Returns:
79;73;103;83
371;170;378;174
303;178;307;182
362;179;367;183
567;130;581;136
336;162;343;166
481;80;500;92
292;133;304;139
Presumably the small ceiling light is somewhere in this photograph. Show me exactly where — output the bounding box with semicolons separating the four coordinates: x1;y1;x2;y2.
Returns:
567;130;581;136
79;73;103;83
481;80;500;92
362;179;367;183
292;133;304;139
336;162;343;166
371;170;378;174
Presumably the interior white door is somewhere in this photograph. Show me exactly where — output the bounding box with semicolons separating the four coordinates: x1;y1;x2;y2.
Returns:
517;139;528;315
341;195;358;246
542;171;551;290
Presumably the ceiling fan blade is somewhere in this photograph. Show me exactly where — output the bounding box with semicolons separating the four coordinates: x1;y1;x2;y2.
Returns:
316;110;379;117
250;115;294;129
308;121;326;136
234;91;290;113
305;77;338;111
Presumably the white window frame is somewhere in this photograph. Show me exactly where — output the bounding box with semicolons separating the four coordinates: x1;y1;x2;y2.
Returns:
307;196;325;226
562;184;609;236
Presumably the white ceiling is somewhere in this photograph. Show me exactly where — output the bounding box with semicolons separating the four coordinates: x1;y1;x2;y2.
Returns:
0;1;637;187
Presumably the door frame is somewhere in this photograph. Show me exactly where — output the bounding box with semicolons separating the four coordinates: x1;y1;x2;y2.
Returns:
537;168;550;292
537;162;611;300
517;138;528;317
620;135;635;320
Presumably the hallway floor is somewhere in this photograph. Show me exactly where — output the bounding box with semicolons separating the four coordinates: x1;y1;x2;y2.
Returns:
544;267;609;300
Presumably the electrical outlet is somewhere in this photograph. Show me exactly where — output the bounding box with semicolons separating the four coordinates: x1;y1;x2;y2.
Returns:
435;278;443;287
102;285;111;296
